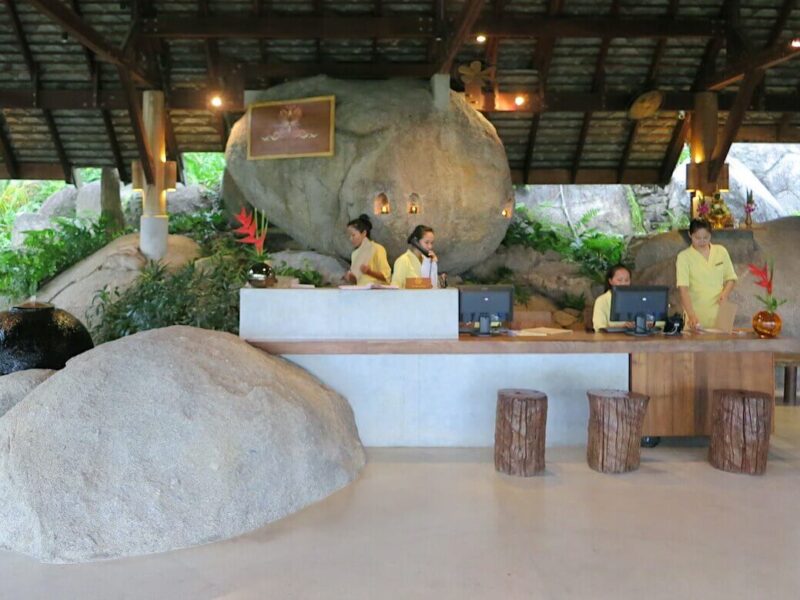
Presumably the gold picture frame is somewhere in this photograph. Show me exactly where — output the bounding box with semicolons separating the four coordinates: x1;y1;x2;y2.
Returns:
247;95;335;160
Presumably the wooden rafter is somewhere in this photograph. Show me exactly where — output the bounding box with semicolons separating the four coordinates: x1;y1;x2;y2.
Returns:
521;0;562;185
117;67;155;184
705;43;800;91
101;110;127;182
3;0;36;80
0;113;19;180
767;0;795;48
28;0;155;87
68;0;95;80
437;0;486;74
42;110;72;183
427;0;446;63
618;0;679;182
572;0;619;182
198;0;228;151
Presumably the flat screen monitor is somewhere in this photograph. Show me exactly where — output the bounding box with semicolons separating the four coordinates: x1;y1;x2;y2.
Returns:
610;285;669;323
458;285;514;334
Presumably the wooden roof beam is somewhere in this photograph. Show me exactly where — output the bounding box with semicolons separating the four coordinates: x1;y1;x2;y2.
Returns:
437;0;486;74
117;67;155;185
705;43;800;91
42;110;72;183
768;0;795;48
0;162;65;180
28;0;155;87
3;0;36;81
476;16;722;39
101;110;127;182
0;114;20;180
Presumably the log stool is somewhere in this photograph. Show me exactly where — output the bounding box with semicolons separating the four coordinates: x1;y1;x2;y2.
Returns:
494;389;548;476
709;389;772;475
775;353;800;405
586;389;650;474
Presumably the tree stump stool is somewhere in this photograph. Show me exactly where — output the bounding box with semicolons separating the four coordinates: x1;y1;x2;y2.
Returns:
494;389;548;476
586;389;650;474
709;389;772;475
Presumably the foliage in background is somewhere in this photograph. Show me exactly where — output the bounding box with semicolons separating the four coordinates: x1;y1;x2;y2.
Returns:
274;261;324;287
168;208;229;254
76;167;102;184
183;152;226;191
625;186;647;236
558;292;586;311
503;204;627;282
90;248;249;343
0;217;126;301
0;180;67;249
653;208;690;233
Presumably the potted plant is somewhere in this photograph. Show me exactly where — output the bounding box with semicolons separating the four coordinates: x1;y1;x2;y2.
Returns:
744;189;755;229
233;206;275;288
748;261;787;338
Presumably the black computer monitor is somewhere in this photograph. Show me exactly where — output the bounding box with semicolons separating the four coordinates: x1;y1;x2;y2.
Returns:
458;285;514;335
610;285;669;332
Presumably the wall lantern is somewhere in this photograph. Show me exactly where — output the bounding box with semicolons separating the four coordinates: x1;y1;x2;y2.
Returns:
373;192;391;215
407;193;421;215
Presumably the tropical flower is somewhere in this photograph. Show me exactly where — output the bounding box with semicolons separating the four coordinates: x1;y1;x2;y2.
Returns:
233;206;268;256
748;261;787;313
697;198;710;215
744;189;756;214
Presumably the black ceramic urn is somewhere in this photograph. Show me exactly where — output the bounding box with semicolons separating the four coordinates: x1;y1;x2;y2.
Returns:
0;302;94;375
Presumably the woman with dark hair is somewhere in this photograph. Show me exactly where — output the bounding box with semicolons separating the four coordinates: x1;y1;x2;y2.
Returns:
592;264;632;331
344;214;391;285
391;224;438;288
676;217;737;330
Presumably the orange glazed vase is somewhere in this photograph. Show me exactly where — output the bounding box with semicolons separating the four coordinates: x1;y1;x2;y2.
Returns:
752;311;782;338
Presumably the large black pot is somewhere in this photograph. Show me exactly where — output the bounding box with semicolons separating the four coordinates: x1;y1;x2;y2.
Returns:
0;302;94;375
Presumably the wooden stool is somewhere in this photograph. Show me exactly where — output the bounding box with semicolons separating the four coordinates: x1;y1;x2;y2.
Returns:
586;389;650;474
776;353;800;405
709;389;772;475
494;389;548;476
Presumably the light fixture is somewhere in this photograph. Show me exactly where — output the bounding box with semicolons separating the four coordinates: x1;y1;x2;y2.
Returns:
373;192;391;216
61;32;68;43
407;193;421;215
476;34;487;44
791;38;800;49
209;94;223;109
501;198;514;219
514;95;526;107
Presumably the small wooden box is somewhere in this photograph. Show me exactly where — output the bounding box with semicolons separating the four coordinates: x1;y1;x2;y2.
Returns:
405;277;432;289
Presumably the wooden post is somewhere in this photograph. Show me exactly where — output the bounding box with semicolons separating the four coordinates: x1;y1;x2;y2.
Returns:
587;389;649;474
100;166;125;234
494;389;547;476
688;91;718;216
137;90;169;260
709;389;771;475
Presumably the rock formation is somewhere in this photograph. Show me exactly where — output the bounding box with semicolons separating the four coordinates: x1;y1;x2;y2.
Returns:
0;369;54;418
0;326;365;563
223;76;514;273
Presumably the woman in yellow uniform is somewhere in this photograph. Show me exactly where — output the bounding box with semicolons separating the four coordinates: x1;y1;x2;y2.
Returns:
592;264;632;331
344;214;391;285
676;218;737;330
391;225;438;288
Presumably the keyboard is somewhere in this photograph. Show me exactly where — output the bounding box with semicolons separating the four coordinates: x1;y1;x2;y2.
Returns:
602;327;630;333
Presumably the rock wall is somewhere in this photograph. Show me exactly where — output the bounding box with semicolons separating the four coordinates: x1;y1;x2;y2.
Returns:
223;76;514;274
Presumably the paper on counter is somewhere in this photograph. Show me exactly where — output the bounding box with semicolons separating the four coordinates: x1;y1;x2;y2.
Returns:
513;327;573;336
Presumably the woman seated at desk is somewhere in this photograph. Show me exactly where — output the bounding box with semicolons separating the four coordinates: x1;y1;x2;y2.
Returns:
344;214;391;285
391;224;439;289
592;264;632;331
676;218;737;330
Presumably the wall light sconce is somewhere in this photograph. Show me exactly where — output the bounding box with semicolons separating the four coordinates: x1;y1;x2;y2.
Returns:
501;197;514;218
476;34;487;44
791;38;800;49
209;94;224;109
514;95;526;107
407;193;421;215
373;192;391;215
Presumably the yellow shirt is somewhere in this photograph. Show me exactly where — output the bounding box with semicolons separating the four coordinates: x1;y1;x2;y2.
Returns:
676;243;737;328
592;290;627;330
352;241;391;286
391;250;421;288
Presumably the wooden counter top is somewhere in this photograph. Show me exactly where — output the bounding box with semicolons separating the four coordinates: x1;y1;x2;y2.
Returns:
248;331;800;355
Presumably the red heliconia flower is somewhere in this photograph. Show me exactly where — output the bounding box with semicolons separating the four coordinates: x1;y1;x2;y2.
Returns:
233;206;268;255
748;263;772;295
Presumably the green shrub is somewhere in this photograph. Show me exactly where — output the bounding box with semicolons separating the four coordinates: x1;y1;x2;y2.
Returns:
183;152;226;191
626;186;647;236
0;180;68;249
90;249;249;343
503;205;628;282
0;217;125;301
168;208;229;254
274;261;324;287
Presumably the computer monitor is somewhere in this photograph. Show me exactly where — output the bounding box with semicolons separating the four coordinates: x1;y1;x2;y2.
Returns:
458;285;514;335
610;285;669;333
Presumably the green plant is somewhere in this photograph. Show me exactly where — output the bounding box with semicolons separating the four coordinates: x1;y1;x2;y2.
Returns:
169;209;229;254
274;261;324;287
654;208;690;233
0;180;68;249
90;249;249;343
0;216;125;301
503;204;628;282
183;152;226;191
76;167;102;184
626;186;647;236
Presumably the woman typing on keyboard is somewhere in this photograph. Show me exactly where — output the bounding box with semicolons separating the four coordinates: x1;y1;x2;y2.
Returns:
592;264;633;331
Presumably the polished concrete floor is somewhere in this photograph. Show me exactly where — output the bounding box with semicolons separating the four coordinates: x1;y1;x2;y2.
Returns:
2;405;800;600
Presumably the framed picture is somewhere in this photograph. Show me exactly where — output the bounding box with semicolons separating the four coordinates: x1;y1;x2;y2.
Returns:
247;95;335;160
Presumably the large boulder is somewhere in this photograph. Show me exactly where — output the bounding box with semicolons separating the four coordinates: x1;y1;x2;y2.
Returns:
0;326;365;563
224;76;514;274
760;150;800;213
35;233;201;329
515;184;634;236
10;213;51;249
0;369;54;418
126;183;216;225
632;217;800;337
37;186;78;219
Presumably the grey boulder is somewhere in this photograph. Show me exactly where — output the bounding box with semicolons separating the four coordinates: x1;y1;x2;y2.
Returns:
0;325;365;563
0;369;54;418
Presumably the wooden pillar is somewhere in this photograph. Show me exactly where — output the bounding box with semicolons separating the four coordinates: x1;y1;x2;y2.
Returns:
137;90;170;260
687;92;718;217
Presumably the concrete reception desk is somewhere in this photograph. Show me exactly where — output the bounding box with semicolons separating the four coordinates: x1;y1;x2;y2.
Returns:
241;289;800;447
